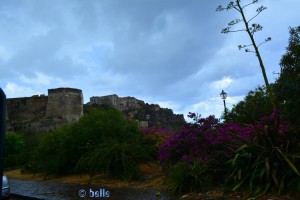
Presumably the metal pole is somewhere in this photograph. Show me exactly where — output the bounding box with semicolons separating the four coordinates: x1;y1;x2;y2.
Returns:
0;88;6;198
223;99;226;115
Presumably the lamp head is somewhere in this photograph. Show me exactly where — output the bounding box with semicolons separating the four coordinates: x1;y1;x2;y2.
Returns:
220;90;227;100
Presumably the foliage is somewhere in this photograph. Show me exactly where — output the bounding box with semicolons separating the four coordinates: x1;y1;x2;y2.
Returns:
4;132;24;154
35;126;71;174
75;138;149;180
159;113;256;194
160;114;254;168
140;127;175;148
274;26;300;125
34;106;157;180
167;161;212;194
3;132;25;167
225;110;300;198
225;86;273;124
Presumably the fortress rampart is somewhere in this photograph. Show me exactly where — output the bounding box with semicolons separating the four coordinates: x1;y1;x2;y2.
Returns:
7;87;83;132
6;88;185;132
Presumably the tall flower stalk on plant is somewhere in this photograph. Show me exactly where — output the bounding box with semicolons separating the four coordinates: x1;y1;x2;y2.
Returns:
217;0;278;110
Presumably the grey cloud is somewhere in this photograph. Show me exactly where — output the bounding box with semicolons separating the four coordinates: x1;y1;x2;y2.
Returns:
1;0;297;117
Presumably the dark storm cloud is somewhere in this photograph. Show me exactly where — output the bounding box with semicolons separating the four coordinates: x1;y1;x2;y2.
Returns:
0;0;299;118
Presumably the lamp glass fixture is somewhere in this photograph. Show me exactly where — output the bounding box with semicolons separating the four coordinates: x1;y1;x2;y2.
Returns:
220;90;227;100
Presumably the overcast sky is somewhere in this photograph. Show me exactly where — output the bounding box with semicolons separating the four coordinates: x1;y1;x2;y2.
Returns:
0;0;299;120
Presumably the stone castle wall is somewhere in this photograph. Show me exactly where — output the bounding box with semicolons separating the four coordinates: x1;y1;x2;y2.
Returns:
6;89;185;131
7;95;48;122
89;94;185;129
90;95;143;111
46;88;83;123
7;87;83;132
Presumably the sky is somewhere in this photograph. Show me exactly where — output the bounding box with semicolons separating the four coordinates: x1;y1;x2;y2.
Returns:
0;0;299;121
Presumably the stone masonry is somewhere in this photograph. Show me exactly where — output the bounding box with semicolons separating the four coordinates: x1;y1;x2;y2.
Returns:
7;87;83;132
6;88;185;132
89;95;185;129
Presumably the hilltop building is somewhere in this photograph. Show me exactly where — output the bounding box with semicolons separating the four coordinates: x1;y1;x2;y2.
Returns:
6;88;185;132
7;88;83;132
88;94;185;129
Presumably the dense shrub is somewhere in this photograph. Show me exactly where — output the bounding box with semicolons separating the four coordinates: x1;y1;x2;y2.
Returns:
159;113;254;168
167;161;212;194
226;110;300;198
4;132;25;167
159;113;256;193
75;138;148;180
159;110;299;195
34;106;157;180
140;127;175;148
4;131;42;169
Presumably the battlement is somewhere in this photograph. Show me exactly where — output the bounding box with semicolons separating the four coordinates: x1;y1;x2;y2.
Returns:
48;87;82;94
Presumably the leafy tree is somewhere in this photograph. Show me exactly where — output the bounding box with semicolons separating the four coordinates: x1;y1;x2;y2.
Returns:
217;0;277;108
3;132;25;167
225;86;273;124
274;26;300;125
4;132;24;155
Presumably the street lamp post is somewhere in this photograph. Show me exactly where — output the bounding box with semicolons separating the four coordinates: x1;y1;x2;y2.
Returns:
220;90;227;114
146;114;150;128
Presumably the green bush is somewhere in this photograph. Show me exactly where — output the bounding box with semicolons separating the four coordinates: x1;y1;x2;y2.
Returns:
34;126;71;174
3;131;42;168
34;106;157;180
4;132;24;154
167;161;212;194
75;138;149;180
4;132;26;167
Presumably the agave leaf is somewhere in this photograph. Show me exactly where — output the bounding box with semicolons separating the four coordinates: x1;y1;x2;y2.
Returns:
238;169;242;180
225;167;238;183
259;166;265;179
272;168;279;187
232;153;240;165
275;147;300;176
278;176;285;195
250;160;261;191
265;157;270;179
237;144;249;152
252;183;270;199
286;154;300;159
233;178;246;191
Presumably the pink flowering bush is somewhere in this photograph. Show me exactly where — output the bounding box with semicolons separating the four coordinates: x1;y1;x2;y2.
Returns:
160;110;300;195
159;113;255;167
226;109;300;198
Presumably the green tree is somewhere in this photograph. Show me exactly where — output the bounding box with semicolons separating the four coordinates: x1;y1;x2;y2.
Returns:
225;86;272;124
275;26;300;125
4;132;25;167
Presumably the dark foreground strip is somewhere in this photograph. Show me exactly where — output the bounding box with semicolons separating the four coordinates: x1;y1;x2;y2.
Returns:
11;193;43;200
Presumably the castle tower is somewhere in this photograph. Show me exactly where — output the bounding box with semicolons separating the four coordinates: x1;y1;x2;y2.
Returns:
46;88;83;123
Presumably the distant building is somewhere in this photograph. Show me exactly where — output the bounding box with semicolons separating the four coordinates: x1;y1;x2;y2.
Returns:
88;94;185;129
7;87;83;132
90;95;142;111
6;89;185;132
